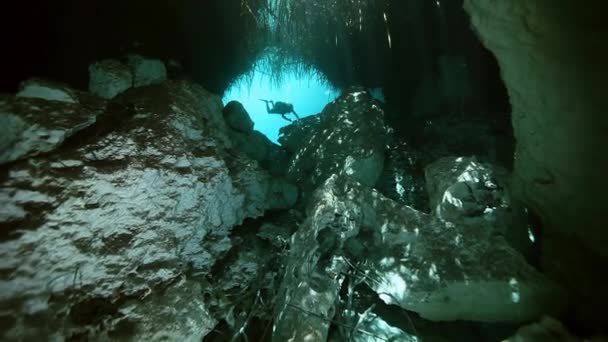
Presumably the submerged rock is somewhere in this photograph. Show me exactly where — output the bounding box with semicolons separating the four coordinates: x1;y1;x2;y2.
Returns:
224;101;291;177
375;139;429;210
88;59;133;99
0;80;290;340
229;130;272;162
0;89;105;165
127;54;167;87
278;114;321;153
274;174;565;339
223;101;254;133
281;87;390;198
425;156;531;255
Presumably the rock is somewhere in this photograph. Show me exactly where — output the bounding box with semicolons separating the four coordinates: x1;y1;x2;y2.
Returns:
424;156;531;255
160;79;231;148
223;101;254;133
229;130;272;162
278;114;321;153
262;143;290;177
16;78;78;103
333;311;418;342
274;174;565;332
375;139;429;210
88;59;133;99
0;80;289;340
116;278;216;341
464;1;608;329
0;91;105;165
283;87;390;196
267;178;299;209
127;54;167;87
256;210;303;249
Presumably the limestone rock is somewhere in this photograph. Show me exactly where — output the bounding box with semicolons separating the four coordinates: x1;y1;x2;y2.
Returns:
263;143;290;177
0;80;287;341
127;54;167;87
223;101;254;133
229;130;271;162
464;0;608;329
283;87;390;196
88;59;133;99
424;156;531;255
335;311;417;342
275;174;565;330
16;78;78;103
375;139;429;210
0;91;105;165
278;114;321;153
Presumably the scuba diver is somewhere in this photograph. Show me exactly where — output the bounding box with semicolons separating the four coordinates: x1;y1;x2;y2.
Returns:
259;99;300;122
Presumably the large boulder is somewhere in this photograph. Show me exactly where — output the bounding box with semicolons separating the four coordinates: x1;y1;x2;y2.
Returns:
222;101;254;133
127;54;167;87
88;59;133;99
274;174;565;340
282;87;390;197
0;87;105;165
0;80;292;341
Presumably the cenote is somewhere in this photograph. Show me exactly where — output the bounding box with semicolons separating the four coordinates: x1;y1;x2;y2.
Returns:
1;0;607;341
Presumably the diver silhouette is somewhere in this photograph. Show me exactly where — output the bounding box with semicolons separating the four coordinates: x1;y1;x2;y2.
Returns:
259;99;300;122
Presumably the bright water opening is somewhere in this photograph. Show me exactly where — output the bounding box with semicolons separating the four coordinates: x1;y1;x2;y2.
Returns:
222;53;340;143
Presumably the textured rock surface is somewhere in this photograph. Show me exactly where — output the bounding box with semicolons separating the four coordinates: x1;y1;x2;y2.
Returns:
127;55;167;87
16;78;78;104
227;111;292;178
425;156;531;255
375;138;429;211
274;174;565;336
0;80;292;340
0;90;105;165
88;59;133;99
464;0;608;330
229;130;273;162
278;114;321;153
282;87;390;197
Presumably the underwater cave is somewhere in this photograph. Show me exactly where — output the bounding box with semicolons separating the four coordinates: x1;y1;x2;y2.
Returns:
0;0;607;341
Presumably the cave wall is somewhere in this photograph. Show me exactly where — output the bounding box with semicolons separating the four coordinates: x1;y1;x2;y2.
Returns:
0;0;259;94
464;0;608;331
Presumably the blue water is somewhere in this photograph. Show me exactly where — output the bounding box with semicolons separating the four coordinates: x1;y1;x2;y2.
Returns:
222;54;340;143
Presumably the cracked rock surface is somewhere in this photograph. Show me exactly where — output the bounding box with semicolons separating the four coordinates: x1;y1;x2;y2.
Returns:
273;173;565;342
0;79;293;341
